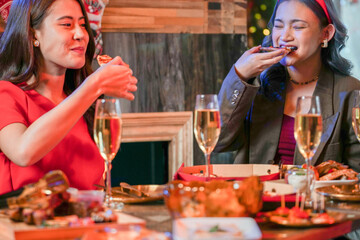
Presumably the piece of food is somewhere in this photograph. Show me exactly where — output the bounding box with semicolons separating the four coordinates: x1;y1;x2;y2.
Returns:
273;207;290;216
267;207;337;226
311;213;335;224
316;160;348;176
298;160;359;181
259;46;297;52
300;164;320;180
96;54;113;66
319;168;358;181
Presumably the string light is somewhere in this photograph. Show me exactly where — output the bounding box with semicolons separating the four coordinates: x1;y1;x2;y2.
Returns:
249;26;257;33
248;0;276;47
263;29;270;36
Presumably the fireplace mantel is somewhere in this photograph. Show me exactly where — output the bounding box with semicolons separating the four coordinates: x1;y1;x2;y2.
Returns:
122;112;193;179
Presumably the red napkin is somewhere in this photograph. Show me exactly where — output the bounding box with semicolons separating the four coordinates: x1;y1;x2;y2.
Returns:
262;194;298;202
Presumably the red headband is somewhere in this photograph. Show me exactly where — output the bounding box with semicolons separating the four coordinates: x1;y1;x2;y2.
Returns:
278;0;332;24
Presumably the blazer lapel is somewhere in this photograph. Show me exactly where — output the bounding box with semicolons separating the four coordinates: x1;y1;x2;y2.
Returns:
294;66;338;165
249;66;287;164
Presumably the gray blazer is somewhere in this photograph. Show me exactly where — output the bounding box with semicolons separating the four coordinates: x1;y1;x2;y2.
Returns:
214;63;360;172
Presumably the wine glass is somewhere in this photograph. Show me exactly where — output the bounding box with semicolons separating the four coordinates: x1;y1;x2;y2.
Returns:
94;98;123;209
352;90;360;142
194;94;221;179
294;96;323;207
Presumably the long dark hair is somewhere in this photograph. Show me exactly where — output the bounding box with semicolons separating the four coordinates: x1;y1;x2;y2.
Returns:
0;0;96;136
263;0;352;76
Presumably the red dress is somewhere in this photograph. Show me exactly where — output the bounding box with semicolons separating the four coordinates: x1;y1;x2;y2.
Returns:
0;81;104;194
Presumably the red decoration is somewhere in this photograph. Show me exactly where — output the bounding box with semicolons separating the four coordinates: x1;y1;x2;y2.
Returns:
278;0;331;23
0;0;12;23
82;0;108;58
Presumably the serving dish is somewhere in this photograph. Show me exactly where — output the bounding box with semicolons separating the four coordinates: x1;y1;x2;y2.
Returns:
268;210;346;228
173;217;262;240
112;185;165;204
0;212;145;240
316;184;360;201
164;177;263;218
315;179;358;189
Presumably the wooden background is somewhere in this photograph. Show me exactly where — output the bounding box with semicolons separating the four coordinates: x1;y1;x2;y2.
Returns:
98;0;248;166
101;33;247;115
102;0;247;34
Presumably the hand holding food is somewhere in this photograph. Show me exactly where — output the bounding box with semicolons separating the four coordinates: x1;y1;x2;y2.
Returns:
97;54;130;69
234;45;288;81
93;55;137;100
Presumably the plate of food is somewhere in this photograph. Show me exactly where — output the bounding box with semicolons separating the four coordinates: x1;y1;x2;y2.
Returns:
316;184;360;201
285;161;359;190
266;207;346;228
315;179;358;188
315;160;358;188
112;184;165;204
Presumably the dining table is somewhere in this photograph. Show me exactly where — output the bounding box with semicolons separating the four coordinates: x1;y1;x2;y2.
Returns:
121;198;360;240
2;194;360;239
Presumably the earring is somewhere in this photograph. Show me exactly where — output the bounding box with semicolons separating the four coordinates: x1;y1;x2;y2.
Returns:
33;40;40;47
321;39;328;48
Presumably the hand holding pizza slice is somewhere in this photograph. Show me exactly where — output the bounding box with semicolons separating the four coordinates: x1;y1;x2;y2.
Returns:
96;54;129;68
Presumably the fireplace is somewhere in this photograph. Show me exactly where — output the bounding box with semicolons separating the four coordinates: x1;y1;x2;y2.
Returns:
121;111;193;180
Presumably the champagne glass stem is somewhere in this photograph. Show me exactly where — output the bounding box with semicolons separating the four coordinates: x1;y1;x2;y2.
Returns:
205;153;211;180
305;158;312;208
105;160;112;206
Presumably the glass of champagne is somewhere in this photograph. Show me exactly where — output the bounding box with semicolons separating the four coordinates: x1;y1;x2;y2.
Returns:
194;94;221;179
94;98;122;209
352;90;360;142
294;96;323;207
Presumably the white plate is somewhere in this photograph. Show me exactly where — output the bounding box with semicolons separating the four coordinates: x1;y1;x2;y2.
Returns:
315;179;357;189
173;217;262;240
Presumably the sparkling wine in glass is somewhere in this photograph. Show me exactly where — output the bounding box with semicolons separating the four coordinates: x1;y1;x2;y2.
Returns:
94;98;122;209
352;90;360;142
294;96;322;207
194;94;221;179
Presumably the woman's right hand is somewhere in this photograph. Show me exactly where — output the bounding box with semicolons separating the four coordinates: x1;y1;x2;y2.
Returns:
90;56;138;100
234;46;288;81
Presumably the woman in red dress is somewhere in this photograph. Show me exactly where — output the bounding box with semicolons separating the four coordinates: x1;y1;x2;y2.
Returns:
0;0;138;194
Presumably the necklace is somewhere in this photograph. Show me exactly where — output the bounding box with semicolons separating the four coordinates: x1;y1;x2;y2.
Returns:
289;75;319;85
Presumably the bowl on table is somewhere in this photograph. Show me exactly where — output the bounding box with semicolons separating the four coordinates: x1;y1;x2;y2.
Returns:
285;168;307;192
164;176;263;218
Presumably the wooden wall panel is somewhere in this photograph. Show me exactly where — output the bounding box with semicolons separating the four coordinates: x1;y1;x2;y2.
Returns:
102;0;247;34
100;32;247;165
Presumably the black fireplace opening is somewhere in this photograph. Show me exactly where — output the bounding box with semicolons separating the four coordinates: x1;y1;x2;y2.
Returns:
110;142;169;186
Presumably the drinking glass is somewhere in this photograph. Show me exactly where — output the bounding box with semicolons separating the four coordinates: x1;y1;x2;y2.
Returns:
294;96;323;207
94;98;122;209
194;94;221;179
352;90;360;142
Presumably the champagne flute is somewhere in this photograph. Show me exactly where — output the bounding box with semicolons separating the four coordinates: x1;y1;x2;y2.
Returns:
94;98;122;209
294;96;323;208
352;90;360;142
194;94;221;179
